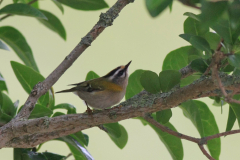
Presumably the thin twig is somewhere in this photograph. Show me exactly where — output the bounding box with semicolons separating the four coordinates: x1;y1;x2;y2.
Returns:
216;39;224;51
144;115;240;160
0;0;38;21
0;0;3;5
212;67;228;97
198;144;215;160
178;0;200;9
98;124;108;133
206;129;240;141
144;115;199;143
204;39;224;75
63;153;72;160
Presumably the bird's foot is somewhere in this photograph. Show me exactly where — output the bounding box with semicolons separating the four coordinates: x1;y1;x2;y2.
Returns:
86;106;93;115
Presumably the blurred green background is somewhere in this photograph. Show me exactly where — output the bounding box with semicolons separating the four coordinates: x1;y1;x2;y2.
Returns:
0;0;239;159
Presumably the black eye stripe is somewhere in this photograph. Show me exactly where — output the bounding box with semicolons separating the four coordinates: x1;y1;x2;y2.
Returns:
117;70;124;76
103;66;121;78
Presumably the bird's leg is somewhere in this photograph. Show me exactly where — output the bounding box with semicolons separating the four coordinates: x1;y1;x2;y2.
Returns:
85;101;93;115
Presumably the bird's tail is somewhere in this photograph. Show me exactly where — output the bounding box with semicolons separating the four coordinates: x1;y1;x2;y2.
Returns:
55;87;76;94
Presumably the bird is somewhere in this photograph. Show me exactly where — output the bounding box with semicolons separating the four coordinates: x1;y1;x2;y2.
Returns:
56;61;132;113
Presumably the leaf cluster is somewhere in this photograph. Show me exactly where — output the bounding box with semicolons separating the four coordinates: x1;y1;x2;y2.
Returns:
2;0;240;160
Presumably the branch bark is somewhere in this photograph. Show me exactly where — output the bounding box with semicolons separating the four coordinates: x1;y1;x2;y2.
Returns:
3;72;240;148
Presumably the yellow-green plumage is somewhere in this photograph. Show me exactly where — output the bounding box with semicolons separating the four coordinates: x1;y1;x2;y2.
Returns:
56;61;131;109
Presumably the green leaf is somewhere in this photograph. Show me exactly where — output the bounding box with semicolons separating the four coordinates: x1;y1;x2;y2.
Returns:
14;148;24;160
180;34;211;54
0;73;8;92
203;32;221;50
57;135;93;160
222;64;234;73
0;40;9;51
57;0;108;10
229;95;240;128
139;116;183;160
179;33;193;42
200;1;228;26
19;0;39;8
0;4;46;19
125;70;145;100
67;144;87;160
228;54;240;69
211;19;232;45
140;71;161;94
11;61;50;106
1;92;17;117
51;0;64;14
190;58;208;73
29;104;53;119
159;70;181;92
18;149;65;160
0;27;39;72
190;36;211;54
180;74;201;87
104;122;121;138
229;1;240;43
145;0;173;17
0;91;2;107
232;103;240;122
233;68;240;76
156;109;172;124
52;111;65;117
0;93;13;126
85;71;100;81
226;106;236;132
108;124;128;149
187;47;203;63
162;46;199;70
42;152;65;160
180;100;220;159
183;12;200;21
21;152;46;160
184;17;209;36
38;10;66;40
52;103;76;114
74;131;89;146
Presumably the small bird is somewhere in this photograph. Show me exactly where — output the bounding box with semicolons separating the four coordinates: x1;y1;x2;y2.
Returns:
56;61;131;112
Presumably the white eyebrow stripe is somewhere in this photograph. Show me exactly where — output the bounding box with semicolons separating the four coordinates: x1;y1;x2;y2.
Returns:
108;68;122;80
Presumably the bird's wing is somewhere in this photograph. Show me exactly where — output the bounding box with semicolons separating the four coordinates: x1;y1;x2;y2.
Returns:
76;79;104;92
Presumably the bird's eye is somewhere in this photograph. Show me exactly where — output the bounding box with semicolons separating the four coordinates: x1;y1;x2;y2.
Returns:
117;70;124;77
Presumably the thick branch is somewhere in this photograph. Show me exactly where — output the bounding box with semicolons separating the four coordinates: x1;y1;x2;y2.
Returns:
0;0;134;148
3;73;240;148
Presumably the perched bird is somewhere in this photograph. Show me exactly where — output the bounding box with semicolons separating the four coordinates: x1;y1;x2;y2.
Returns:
56;61;131;112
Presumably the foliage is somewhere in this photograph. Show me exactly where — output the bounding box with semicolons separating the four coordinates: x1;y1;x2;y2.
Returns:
1;0;240;159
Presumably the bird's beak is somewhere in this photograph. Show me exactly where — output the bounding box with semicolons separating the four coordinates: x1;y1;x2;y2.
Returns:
124;61;132;70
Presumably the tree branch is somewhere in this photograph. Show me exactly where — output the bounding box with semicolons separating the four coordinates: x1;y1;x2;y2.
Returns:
179;64;196;79
0;0;134;148
198;145;215;160
3;72;240;148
